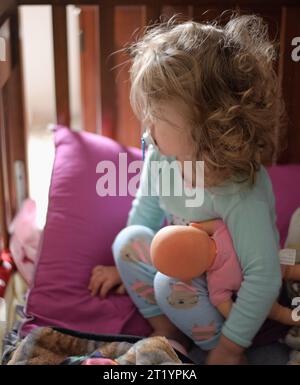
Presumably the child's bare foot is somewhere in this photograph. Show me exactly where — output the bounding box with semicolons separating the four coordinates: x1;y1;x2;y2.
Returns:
150;328;193;355
147;314;193;356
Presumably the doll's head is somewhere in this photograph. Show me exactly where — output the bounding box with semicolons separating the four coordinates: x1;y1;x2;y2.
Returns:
127;13;285;187
150;224;216;281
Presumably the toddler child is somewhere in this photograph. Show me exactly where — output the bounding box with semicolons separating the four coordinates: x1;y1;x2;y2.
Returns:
89;14;285;364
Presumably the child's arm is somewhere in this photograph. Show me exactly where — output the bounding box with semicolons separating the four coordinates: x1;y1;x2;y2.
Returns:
218;299;299;326
212;189;282;357
127;145;166;232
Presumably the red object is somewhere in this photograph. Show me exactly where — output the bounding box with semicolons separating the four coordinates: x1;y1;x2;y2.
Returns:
0;250;15;298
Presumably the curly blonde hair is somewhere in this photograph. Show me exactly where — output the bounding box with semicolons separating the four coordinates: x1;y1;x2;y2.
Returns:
127;12;286;187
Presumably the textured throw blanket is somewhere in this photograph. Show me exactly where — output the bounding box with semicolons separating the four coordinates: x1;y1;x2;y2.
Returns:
6;327;191;365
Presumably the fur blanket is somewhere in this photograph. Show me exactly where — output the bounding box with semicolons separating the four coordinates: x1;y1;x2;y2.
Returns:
6;327;191;365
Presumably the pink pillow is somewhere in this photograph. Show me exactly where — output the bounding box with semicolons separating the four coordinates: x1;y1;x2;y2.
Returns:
9;199;41;285
267;164;300;247
22;125;152;337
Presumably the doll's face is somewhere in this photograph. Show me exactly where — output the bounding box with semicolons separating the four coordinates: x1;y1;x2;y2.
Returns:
151;225;214;281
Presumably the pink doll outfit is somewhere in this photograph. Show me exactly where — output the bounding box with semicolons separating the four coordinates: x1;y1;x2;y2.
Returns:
207;220;243;307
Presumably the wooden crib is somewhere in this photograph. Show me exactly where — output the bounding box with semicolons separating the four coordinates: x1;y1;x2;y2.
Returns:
0;0;300;255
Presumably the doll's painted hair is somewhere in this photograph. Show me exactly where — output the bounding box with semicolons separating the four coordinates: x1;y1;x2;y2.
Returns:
127;12;286;187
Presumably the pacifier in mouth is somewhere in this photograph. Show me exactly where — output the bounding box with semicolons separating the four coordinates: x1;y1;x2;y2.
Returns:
141;129;157;160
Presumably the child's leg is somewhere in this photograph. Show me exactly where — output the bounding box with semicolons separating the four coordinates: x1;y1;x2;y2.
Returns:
112;225;192;352
112;225;162;319
154;272;224;351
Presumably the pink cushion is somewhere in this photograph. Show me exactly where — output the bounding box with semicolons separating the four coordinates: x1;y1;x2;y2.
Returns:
22;125;152;337
267;164;300;248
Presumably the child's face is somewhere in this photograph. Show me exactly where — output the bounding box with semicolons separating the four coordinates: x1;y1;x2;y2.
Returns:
149;101;194;160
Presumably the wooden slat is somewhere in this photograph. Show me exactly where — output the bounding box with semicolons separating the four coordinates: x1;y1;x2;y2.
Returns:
0;1;16;249
278;6;300;164
1;84;13;227
0;21;11;88
114;6;144;148
2;69;28;219
0;0;15;27
99;5;116;138
52;4;70;127
1;9;28;221
79;6;100;133
0;90;10;249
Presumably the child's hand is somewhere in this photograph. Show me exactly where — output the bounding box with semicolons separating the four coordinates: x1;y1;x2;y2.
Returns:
206;347;247;365
88;265;125;298
206;335;247;365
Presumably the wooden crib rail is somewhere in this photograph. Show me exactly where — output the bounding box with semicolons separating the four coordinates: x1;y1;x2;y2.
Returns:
52;4;70;127
1;1;27;250
13;0;299;156
50;1;161;137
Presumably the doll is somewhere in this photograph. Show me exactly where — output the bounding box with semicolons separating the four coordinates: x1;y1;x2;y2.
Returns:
150;219;300;325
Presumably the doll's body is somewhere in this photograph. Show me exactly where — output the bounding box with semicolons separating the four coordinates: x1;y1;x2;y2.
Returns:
150;219;300;326
205;220;243;310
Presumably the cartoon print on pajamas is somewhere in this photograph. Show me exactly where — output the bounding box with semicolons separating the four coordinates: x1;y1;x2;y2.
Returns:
169;214;190;226
191;321;217;341
167;282;199;309
120;238;152;264
130;280;157;304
